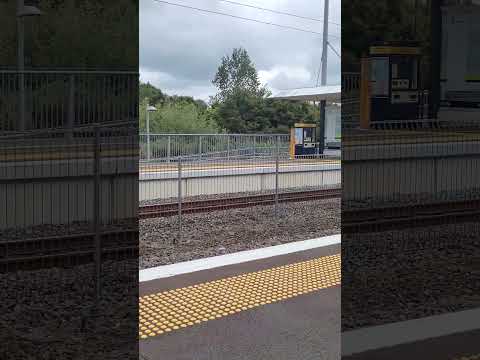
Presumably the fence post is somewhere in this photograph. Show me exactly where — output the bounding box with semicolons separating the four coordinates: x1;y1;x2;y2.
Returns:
275;136;280;217
167;135;171;163
146;110;151;161
147;133;151;162
253;136;257;158
66;74;75;138
94;126;102;302
199;136;203;161
176;157;182;244
227;136;230;160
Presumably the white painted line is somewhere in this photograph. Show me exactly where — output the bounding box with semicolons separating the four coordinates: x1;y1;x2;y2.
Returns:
140;234;340;282
342;308;480;356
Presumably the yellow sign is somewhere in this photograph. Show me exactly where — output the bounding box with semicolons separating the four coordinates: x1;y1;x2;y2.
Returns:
465;75;480;81
294;123;317;128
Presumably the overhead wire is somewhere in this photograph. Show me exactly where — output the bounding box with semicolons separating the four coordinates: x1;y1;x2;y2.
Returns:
327;41;341;58
315;42;340;86
152;0;340;39
217;0;341;27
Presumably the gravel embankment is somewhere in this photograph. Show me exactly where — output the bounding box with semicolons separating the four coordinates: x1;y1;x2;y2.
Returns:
0;260;138;360
140;198;340;269
342;222;480;331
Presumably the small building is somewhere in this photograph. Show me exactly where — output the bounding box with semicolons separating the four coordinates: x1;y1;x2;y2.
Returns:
269;85;341;151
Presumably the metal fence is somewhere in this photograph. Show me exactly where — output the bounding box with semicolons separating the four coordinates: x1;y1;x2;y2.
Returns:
0;125;138;295
0;70;138;131
0;124;138;359
342;128;480;208
140;133;291;162
342;72;361;130
341;128;480;331
139;134;341;246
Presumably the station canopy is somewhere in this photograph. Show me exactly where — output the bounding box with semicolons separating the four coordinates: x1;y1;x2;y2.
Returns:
269;85;341;102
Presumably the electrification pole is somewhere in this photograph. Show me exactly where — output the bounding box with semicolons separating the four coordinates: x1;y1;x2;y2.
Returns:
318;0;329;155
17;0;25;131
321;0;329;88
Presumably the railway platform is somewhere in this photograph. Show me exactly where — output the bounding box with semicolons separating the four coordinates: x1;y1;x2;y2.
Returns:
139;236;340;360
343;308;480;360
139;158;340;177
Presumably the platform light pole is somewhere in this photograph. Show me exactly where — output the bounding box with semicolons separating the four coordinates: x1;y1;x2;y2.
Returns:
146;105;157;161
17;0;43;131
318;0;329;155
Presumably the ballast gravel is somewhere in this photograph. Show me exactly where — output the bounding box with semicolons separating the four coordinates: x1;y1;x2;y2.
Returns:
0;260;138;360
140;197;340;269
342;222;480;331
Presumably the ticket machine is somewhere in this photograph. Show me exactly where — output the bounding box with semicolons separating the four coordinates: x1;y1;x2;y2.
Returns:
290;123;318;158
368;41;421;124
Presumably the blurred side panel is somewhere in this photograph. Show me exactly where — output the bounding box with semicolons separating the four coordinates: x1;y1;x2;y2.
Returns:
342;0;480;359
0;1;139;359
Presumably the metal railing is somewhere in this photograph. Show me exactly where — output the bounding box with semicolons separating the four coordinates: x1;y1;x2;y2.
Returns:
139;134;341;244
140;133;291;162
342;128;480;207
341;128;480;332
342;72;361;94
342;72;361;129
0;70;138;131
0;125;138;299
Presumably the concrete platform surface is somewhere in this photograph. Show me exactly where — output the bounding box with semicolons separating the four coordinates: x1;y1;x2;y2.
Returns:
140;244;340;360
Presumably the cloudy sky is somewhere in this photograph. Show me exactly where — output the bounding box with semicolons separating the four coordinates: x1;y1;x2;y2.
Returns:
140;0;341;101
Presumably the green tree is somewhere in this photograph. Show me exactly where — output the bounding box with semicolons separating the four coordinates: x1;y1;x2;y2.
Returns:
139;85;220;134
342;0;430;71
213;90;319;134
211;48;320;133
0;0;138;68
213;90;267;133
212;48;267;103
140;82;166;105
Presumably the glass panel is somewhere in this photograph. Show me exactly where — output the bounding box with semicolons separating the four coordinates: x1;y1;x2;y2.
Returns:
295;128;303;144
411;58;418;89
370;57;389;96
304;128;314;142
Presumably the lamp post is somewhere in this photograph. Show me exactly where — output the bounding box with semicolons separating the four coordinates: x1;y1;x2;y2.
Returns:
146;105;157;161
17;0;43;131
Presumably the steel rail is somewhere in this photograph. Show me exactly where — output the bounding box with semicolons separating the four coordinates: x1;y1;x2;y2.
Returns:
0;229;138;272
342;199;480;233
139;188;341;219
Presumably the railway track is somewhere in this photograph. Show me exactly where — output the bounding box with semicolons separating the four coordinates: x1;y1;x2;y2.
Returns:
343;199;480;233
0;229;138;272
139;188;341;219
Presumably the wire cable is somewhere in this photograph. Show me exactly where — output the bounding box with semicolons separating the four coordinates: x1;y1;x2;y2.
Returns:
152;0;340;39
315;42;340;86
315;62;322;87
218;0;341;27
327;41;341;58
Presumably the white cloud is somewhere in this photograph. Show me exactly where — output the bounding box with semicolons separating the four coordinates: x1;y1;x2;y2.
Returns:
140;0;341;100
259;66;313;94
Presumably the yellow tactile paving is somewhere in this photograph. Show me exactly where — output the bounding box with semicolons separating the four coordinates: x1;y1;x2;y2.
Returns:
139;253;340;339
140;160;341;173
0;148;135;161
